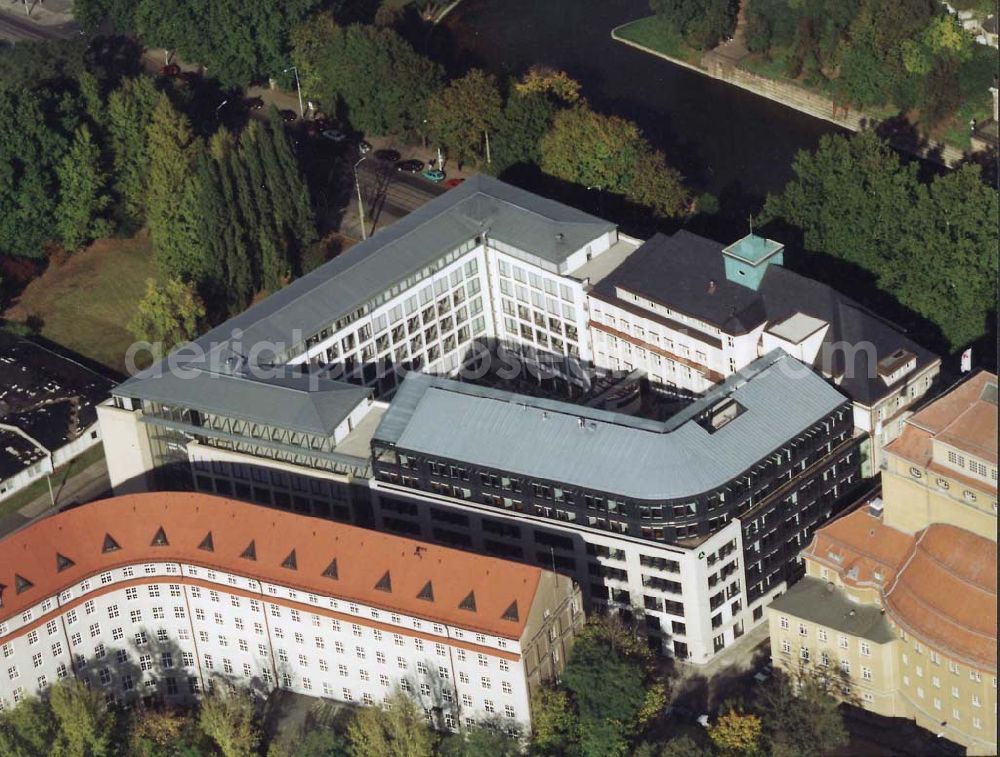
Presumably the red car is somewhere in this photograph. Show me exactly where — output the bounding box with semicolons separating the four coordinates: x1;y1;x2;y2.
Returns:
159;64;181;77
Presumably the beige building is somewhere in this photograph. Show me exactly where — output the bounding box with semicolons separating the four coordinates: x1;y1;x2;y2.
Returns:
769;372;998;756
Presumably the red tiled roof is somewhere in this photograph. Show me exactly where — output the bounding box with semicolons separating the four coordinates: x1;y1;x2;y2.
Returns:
805;508;997;672
0;493;543;639
885;524;997;672
888;371;998;467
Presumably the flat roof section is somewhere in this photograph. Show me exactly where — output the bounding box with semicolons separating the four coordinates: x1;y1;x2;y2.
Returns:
374;351;848;501
769;575;896;644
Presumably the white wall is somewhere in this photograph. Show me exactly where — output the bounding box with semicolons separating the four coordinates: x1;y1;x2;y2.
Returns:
0;560;533;733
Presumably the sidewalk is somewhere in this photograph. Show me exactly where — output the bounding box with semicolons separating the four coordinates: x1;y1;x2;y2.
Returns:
0;456;110;537
0;0;80;39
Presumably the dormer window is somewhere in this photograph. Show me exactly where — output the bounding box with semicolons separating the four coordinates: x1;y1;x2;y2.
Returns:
877;349;917;385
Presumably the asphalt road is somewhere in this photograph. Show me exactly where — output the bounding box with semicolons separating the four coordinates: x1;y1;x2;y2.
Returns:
0;6;80;42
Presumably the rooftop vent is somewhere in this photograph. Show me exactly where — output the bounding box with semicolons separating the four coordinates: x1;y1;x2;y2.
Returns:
101;534;120;553
417;581;434;601
322;558;339;579
55;553;75;572
14;574;33;595
198;532;214;552
150;527;169;547
281;550;298;570
867;498;884;518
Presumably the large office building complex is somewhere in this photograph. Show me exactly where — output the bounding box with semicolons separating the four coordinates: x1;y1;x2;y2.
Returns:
98;177;904;665
768;372;997;756
588;231;940;470
0;493;583;732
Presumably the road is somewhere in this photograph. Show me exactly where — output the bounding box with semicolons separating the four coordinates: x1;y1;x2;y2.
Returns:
0;457;110;537
0;0;80;43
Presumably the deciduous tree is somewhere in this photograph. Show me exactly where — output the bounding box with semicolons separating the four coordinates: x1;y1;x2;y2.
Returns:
129;277;206;350
197;687;260;757
55;124;111;250
708;708;764;755
107;76;159;224
346;690;435;757
49;678;115;757
428;69;503;168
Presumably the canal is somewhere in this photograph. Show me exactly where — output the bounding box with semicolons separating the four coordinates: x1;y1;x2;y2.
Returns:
441;0;847;226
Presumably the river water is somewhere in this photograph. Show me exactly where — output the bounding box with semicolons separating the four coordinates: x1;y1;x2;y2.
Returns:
442;0;846;224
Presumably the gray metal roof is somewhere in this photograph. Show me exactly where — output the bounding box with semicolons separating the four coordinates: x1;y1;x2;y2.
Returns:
123;367;370;436
175;174;612;351
768;575;896;644
374;351;849;501
116;176;613;424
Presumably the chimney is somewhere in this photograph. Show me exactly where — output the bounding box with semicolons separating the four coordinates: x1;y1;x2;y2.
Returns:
708;279;717;295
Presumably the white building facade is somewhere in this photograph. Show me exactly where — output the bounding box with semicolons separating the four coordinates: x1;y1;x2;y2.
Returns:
0;494;583;732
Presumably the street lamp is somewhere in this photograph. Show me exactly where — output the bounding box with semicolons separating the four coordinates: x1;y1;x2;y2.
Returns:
586;185;604;216
282;66;304;119
353;156;368;241
215;99;229;119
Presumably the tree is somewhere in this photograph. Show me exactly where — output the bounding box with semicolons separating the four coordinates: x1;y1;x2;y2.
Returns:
758;670;848;757
514;66;582;104
707;709;763;755
267;725;348;757
0;697;57;757
129;707;209;757
491;90;555;175
529;687;575;755
659;734;712;757
346;690;435;757
438;722;522;757
197;687;260;757
762;130;998;351
129;277;206;350
0;87;70;258
540;104;644;194
49;679;115;757
649;0;738;49
107;76;159;224
146;95;210;281
761;130;916;275
891;163;998;351
55;124;111;250
130;0;321;87
628;147;688;219
291;21;443;137
428;69;503;168
541;103;688;217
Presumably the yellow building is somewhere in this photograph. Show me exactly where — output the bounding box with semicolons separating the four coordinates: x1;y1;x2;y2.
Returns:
768;372;998;756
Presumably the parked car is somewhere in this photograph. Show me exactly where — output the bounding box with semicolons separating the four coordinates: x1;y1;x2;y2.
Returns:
159;63;181;77
421;168;445;182
396;159;424;173
244;96;265;110
358;140;372;154
279;109;298;123
374;149;401;162
322;129;348;142
443;177;465;189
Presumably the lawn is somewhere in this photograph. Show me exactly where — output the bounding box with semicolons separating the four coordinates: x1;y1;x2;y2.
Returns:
3;232;157;374
614;16;704;68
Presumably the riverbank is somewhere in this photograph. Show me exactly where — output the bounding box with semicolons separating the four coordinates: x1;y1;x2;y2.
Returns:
613;17;969;167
